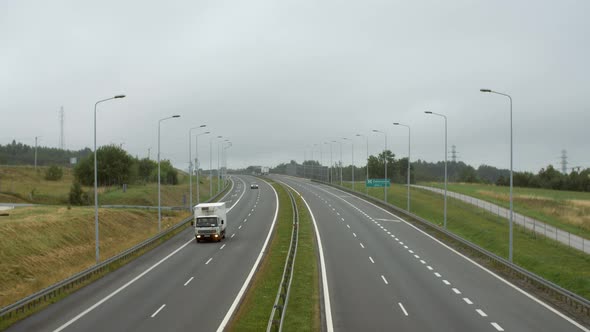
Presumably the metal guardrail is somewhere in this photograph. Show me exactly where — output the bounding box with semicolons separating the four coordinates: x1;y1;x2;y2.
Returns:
312;179;590;317
266;184;299;332
0;180;233;325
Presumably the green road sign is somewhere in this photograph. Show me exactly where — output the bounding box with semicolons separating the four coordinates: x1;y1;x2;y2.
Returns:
366;179;390;187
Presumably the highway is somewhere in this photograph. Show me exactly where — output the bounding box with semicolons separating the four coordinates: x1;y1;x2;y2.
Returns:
275;175;588;332
6;175;278;332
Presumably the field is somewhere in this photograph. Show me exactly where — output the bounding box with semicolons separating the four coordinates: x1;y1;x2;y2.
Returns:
420;182;590;239
0;206;188;307
341;182;590;300
0;165;220;207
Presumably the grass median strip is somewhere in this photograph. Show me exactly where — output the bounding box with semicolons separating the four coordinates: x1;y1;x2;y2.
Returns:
229;182;320;331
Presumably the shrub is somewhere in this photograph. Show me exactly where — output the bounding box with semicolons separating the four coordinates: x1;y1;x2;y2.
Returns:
44;165;64;181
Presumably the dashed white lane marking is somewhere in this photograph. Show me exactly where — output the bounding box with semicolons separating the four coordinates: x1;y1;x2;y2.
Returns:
336;212;340;216
341;217;345;221
434;272;441;278
452;288;461;294
248;213;251;217
420;260;426;264
205;258;213;265
353;233;357;237
251;209;254;212
463;298;473;305
395;238;399;241
346;224;350;229
369;256;375;264
238;225;242;229
244;218;247;222
220;244;226;250
381;275;389;285
231;233;235;238
360;243;365;248
427;266;433;271
491;322;504;331
400;242;404;245
443;280;451;285
151;304;166;318
398;302;409;316
476;309;488;317
414;255;420;259
404;246;409;249
408;250;414;253
183;277;194;286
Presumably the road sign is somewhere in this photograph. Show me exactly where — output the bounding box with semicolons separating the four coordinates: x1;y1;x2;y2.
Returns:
366;179;390;187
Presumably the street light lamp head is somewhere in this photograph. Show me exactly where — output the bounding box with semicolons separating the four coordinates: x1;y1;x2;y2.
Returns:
114;95;126;99
356;134;362;136
480;89;492;93
204;131;210;134
393;122;400;125
424;111;433;114
200;124;207;128
172;115;181;118
372;129;379;133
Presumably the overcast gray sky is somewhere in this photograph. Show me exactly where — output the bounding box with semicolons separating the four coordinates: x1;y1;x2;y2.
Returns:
1;0;589;172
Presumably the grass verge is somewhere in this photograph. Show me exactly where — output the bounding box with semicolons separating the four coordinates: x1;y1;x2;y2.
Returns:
419;181;590;239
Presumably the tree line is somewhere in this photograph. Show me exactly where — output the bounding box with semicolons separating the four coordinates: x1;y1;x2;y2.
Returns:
0;140;91;166
271;151;590;192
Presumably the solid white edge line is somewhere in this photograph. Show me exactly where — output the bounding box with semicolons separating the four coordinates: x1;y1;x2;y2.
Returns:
398;302;409;316
215;177;281;332
150;304;166;318
278;181;334;332
184;277;194;286
316;182;590;332
53;239;193;332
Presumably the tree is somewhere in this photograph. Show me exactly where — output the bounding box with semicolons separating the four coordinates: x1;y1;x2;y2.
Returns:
68;182;88;205
74;145;134;186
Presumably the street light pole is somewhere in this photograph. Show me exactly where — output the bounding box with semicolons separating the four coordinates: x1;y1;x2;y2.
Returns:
219;139;229;192
158;115;181;232
195;131;210;204
189;125;207;211
481;88;514;262
372;130;387;202
393;123;411;212
343;138;353;190
93;94;125;264
210;136;222;197
425;111;448;229
34;136;41;170
356;134;369;195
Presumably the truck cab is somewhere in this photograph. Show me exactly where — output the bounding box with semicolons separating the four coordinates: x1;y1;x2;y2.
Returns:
192;202;227;243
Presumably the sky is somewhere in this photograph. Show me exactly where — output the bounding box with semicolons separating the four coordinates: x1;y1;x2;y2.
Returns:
1;0;589;172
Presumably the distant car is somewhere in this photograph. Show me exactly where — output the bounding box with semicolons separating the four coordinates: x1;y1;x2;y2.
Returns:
250;183;259;189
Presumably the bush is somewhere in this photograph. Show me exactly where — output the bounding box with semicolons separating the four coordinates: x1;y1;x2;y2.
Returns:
44;165;64;181
74;145;134;186
69;182;88;206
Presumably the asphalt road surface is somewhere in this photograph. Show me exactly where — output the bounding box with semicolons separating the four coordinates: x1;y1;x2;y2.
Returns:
7;175;278;332
275;175;588;332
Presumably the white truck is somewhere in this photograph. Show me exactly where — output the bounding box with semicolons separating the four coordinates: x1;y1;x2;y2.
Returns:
192;202;227;242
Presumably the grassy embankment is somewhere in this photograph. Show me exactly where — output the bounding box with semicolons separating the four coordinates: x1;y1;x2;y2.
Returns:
419;181;590;240
0;206;186;308
0;165;220;206
341;182;590;300
229;182;319;331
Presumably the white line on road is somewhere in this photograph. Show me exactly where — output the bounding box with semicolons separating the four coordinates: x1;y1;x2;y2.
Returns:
404;245;408;249
463;298;473;304
183;277;194;286
452;288;461;294
231;233;235;238
244;218;247;222
151;304;166;318
398;302;409;316
476;309;488;317
381;275;389;285
239;225;242;229
346;224;350;229
369;257;375;264
360;243;365;248
353;233;357;237
341;217;345;221
434;272;441;277
491;322;504;331
205;258;213;265
414;255;420;259
220;244;226;250
443;280;451;285
408;250;414;253
420;260;426;264
427;266;433;270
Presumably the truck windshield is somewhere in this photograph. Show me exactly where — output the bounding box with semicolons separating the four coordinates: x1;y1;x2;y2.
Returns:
196;217;218;227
